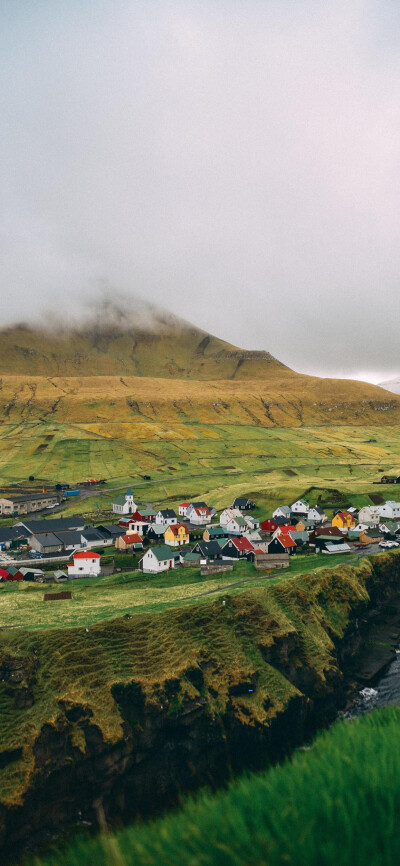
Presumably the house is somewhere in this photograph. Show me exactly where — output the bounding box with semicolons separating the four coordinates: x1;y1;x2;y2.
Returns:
359;529;384;546
358;506;381;525
232;497;256;511
192;541;224;562
112;488;137;515
381;476;397;484
96;524;126;541
164;523;190;547
272;505;291;519
290;499;310;515
130;507;156;523
309;526;343;544
155;509;178;526
221;537;254;560
268;535;297;555
115;533;143;551
273;524;297;537
219;508;242;526
80;528;112;548
139;545;178;573
244;515;260;530
203;525;230;542
260;518;279;533
226;515;248;534
54;530;85;550
68;551;101;578
290;530;309;548
379;520;400;536
178;502;190;517
186;503;212;525
146;524;167;542
307;506;326;523
29;533;64;555
181;551;202;566
0;492;60;516
332;511;356;530
377;501;400;520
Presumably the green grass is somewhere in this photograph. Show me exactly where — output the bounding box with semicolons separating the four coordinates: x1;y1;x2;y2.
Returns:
1;550;398;809
35;705;400;866
0;552;359;631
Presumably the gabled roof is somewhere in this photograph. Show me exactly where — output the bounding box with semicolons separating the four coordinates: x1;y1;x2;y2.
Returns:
166;523;189;536
146;545;176;562
229;515;247;526
157;509;177;518
73;550;100;559
278;525;297;535
231;536;254;552
121;533;142;544
276;535;296;549
32;532;62;547
113;495;127;506
18;516;85;533
179;502;190;507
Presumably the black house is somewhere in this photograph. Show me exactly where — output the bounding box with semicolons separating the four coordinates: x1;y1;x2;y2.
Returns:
192;541;223;561
232;497;256;511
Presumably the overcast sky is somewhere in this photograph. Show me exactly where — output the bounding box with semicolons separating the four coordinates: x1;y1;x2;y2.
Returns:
1;0;400;383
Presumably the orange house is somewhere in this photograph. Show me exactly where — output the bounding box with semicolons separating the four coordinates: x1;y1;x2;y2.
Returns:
332;511;356;530
164;523;190;548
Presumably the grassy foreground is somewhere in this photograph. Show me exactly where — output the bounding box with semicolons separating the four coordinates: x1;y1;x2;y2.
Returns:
35;705;400;866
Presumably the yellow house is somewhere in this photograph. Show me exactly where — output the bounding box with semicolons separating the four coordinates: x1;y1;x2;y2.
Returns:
332;511;356;530
164;523;190;547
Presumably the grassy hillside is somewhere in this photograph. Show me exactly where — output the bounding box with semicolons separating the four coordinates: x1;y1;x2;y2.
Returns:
0;321;284;379
37;705;400;866
0;550;397;810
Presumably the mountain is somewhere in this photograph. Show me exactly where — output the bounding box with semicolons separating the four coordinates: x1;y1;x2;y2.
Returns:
378;376;400;395
0;319;285;380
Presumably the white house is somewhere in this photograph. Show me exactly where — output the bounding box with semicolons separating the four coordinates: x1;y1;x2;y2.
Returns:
139;545;177;573
220;508;242;526
377;501;400;519
68;551;101;578
358;506;381;525
186;504;212;525
112;488;137;515
179;502;190;517
155;509;178;526
291;499;310;515
226;515;248;534
244;515;260;530
272;505;291;519
307;506;326;523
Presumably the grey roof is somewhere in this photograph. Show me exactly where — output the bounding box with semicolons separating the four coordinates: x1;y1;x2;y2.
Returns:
97;524;125;537
0;526;28;543
324;543;352;554
148;525;166;535
17;516;85;534
31;532;63;548
81;529;105;542
54;530;83;547
157;509;177;518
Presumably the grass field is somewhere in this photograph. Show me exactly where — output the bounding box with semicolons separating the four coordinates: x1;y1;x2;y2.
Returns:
1;549;397;810
35;704;400;866
0;552;359;630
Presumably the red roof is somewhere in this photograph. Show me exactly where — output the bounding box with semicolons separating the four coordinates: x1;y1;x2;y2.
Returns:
180;502;189;507
193;506;211;516
277;535;296;549
278;525;296;534
0;568;10;579
167;523;188;537
73;550;100;559
232;537;254;552
121;533;142;544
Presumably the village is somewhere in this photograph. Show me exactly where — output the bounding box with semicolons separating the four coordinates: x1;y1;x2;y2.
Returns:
0;484;399;584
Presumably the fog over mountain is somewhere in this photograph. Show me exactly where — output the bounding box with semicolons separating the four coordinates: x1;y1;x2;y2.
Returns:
1;1;400;384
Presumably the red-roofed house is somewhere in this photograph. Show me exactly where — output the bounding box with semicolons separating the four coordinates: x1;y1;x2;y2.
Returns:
273;525;297;537
221;536;254;560
179;502;190;517
164;523;190;547
268;535;297;555
68;550;101;578
186;504;212;525
115;533;144;551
